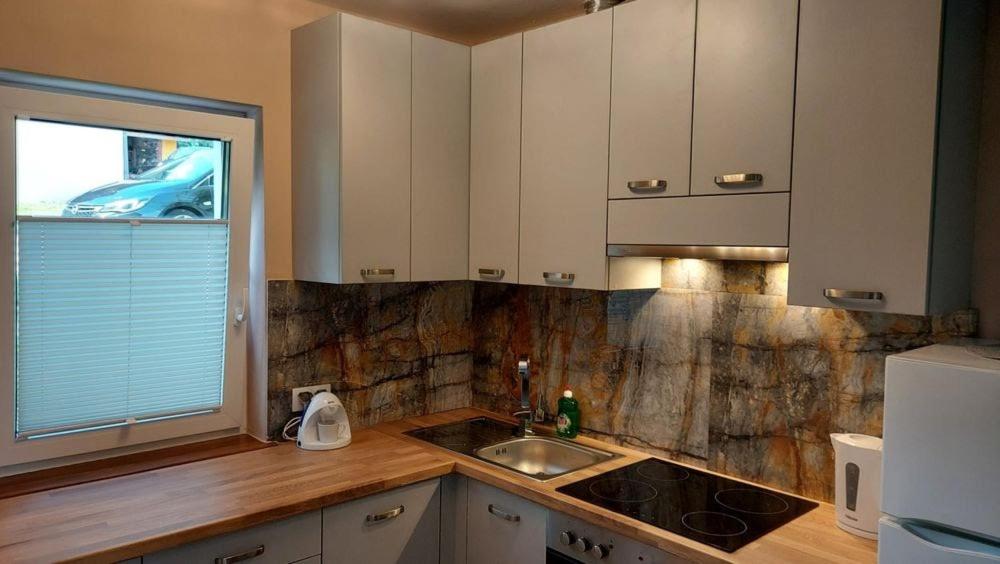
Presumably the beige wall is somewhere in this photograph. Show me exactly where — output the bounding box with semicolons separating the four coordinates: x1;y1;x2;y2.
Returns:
0;0;335;280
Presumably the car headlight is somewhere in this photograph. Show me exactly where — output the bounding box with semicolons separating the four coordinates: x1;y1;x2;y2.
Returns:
100;198;149;213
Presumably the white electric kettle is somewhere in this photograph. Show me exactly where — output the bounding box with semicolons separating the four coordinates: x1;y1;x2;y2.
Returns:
297;391;351;451
830;433;882;539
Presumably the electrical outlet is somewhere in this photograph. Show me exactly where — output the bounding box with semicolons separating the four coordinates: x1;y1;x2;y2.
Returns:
291;384;331;412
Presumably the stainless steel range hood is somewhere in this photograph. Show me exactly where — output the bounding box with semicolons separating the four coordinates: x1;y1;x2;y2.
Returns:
607;244;788;262
606;193;791;263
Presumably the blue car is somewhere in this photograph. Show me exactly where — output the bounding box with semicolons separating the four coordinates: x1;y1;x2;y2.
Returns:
63;147;219;219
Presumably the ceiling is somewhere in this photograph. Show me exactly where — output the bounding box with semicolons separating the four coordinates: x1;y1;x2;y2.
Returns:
307;0;586;45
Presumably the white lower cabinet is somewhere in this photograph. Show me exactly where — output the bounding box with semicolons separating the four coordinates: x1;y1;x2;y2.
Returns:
323;478;441;564
144;510;321;564
466;480;546;564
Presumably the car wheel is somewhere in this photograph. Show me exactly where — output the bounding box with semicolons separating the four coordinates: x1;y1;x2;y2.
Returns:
164;209;198;219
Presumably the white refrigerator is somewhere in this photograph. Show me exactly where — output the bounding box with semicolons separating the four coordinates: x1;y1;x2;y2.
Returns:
880;344;1000;563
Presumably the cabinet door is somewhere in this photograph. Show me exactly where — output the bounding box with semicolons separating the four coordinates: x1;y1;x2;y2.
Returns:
608;193;789;247
412;33;470;282
291;14;342;283
788;0;941;314
520;12;612;290
145;510;321;564
323;479;440;564
469;34;522;284
690;0;797;195
608;0;695;199
340;14;411;283
466;480;546;564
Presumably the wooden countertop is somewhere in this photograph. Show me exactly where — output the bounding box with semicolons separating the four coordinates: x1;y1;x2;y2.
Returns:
0;430;453;563
379;408;878;564
0;408;877;563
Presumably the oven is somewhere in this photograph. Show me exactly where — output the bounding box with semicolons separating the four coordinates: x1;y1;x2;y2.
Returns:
546;546;585;564
546;512;680;563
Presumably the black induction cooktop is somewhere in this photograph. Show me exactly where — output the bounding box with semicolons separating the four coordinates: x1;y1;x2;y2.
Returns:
556;458;818;553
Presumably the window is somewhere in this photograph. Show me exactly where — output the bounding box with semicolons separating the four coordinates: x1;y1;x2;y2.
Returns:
0;85;254;468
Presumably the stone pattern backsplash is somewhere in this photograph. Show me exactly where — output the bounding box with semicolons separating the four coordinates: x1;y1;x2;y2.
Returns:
268;262;976;501
267;280;472;438
470;261;976;501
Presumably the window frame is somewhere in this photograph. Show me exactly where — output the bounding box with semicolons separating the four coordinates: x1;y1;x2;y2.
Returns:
0;84;254;468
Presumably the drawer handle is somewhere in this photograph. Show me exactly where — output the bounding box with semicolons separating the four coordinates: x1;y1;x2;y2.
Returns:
543;272;575;284
627;179;668;192
824;289;884;301
366;504;405;525
488;503;521;522
361;268;395;279
478;268;505;280
215;545;265;564
714;173;763;186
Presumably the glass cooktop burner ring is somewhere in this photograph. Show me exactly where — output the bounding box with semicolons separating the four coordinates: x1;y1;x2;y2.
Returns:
714;488;791;515
587;479;659;504
681;511;749;537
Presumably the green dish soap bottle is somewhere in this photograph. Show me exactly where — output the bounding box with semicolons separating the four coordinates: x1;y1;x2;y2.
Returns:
556;390;580;439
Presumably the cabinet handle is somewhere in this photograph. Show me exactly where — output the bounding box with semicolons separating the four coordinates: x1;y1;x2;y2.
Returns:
366;504;405;525
627;179;668;192
215;545;265;564
478;268;505;280
824;289;884;301
488;503;521;522
361;268;395;279
714;173;763;186
543;272;575;284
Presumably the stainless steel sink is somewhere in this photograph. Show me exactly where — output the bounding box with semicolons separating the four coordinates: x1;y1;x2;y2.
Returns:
474;435;618;481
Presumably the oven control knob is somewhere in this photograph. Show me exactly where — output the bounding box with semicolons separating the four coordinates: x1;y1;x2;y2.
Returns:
559;531;577;546
573;537;592;553
590;544;610;559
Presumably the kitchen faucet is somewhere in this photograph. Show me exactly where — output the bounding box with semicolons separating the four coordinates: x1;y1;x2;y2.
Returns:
512;356;533;436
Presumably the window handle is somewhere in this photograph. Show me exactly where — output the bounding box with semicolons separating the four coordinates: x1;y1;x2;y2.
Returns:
233;287;248;326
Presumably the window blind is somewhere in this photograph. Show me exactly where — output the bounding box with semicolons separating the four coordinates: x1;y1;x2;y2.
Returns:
15;220;229;438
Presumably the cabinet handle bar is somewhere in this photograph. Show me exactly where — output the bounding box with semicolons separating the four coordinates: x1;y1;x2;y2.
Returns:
361;268;395;279
714;173;763;186
215;545;265;564
543;272;575;284
488;503;521;522
478;268;505;280
824;289;884;301
366;504;405;525
627;179;668;192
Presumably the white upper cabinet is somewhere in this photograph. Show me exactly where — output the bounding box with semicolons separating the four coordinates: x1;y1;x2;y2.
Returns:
411;32;470;282
292;13;344;284
293;13;471;284
339;14;412;284
608;0;695;199
690;0;797;195
788;0;981;315
519;12;613;291
609;193;789;248
292;13;411;284
469;34;522;284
